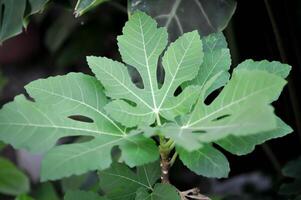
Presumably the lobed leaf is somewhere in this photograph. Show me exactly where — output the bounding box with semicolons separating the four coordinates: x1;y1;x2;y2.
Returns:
158;70;287;148
88;11;203;128
0;73;158;181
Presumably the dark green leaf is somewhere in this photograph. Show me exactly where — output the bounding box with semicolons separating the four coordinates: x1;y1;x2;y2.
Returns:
0;157;30;196
33;182;59;200
64;190;107;200
15;194;35;200
177;145;230;178
75;0;108;17
135;183;181;200
99;160;160;200
129;0;237;40
0;0;26;44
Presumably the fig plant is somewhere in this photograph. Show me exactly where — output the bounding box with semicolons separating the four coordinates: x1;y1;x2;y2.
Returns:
0;11;292;199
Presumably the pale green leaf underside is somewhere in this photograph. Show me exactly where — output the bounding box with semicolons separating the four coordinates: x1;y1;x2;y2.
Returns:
0;157;30;196
88;11;203;127
0;73;158;181
99;160;161;200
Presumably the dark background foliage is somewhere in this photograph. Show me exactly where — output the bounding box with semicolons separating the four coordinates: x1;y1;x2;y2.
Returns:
0;0;301;199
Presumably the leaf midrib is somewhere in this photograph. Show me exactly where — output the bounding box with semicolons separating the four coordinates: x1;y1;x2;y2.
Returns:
138;14;158;111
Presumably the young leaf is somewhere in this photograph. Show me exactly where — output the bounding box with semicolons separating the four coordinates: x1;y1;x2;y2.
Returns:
135;183;181;200
88;11;203;127
64;190;107;200
99;160;161;200
0;73;158;181
182;32;231;96
0;157;30;196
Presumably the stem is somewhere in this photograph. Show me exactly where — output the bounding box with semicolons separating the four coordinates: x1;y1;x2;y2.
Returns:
160;148;170;183
156;113;171;183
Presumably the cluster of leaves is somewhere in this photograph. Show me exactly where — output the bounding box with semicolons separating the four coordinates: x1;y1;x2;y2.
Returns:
280;156;301;200
0;11;292;199
0;0;107;43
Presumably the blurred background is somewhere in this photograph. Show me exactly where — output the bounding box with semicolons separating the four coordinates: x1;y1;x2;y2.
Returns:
0;0;301;199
